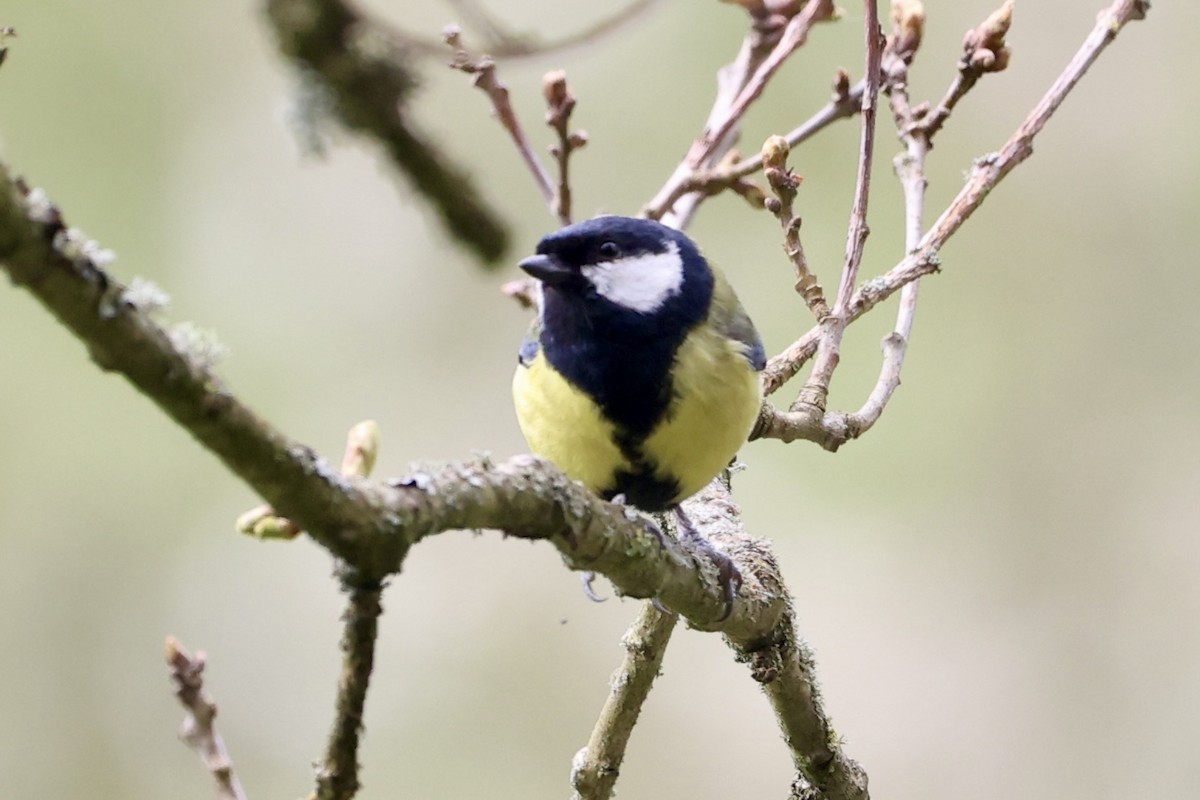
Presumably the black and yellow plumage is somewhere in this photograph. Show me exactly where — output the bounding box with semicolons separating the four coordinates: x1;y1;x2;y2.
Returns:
512;216;764;513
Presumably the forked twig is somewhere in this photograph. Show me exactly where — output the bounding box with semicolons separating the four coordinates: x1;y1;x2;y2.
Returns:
446;26;558;214
789;0;884;421
543;70;587;226
757;0;1150;448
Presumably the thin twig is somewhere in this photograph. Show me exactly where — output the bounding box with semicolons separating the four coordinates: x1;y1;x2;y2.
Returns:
311;576;384;800
543;70;587;226
643;72;863;222
165;637;248;800
570;603;678;800
644;1;837;229
446;26;558;214
840;0;929;439
790;0;883;419
391;0;663;61
923;0;1013;140
689;0;838;172
761;136;828;318
756;0;1150;445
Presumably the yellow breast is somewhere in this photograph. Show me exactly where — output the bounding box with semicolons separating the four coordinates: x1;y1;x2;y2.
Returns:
512;328;761;507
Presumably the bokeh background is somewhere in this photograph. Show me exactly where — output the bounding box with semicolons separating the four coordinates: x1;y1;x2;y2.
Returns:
1;1;1196;798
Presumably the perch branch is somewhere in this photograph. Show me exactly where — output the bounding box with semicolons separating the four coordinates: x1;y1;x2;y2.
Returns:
0;161;866;793
570;602;678;800
264;0;508;264
755;0;1148;448
165;637;248;800
0;162;787;626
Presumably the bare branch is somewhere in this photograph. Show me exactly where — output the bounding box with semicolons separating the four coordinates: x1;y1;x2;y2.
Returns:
689;1;838;172
543;70;587;226
644;1;837;228
758;0;1149;447
688;478;868;799
165;638;248;800
761;136;828;318
923;0;1013;140
0;163;789;625
789;0;883;422
571;603;678;800
446;26;558;216
391;0;664;61
642;71;863;222
264;0;508;264
311;576;384;800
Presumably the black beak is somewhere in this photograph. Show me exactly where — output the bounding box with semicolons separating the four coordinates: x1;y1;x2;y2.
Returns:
518;253;574;286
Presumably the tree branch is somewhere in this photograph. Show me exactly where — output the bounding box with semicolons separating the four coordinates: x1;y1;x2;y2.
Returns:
570;602;678;800
264;0;509;264
643;0;837;229
311;574;384;800
446;27;559;220
0;162;787;627
543;70;586;227
756;0;1149;445
388;0;664;61
165;637;248;800
788;0;882;421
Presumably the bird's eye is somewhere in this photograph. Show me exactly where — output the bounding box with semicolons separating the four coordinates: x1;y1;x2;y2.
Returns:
598;241;620;260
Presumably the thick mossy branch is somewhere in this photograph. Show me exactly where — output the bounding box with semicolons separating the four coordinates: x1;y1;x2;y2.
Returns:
0;164;775;627
264;0;509;264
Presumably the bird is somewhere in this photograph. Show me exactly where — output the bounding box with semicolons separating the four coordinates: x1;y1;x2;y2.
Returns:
511;215;765;615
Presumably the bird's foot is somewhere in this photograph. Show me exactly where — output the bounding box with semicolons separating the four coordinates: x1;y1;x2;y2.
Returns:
675;507;742;622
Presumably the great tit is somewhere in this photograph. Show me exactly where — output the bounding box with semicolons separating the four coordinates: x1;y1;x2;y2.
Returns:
512;216;764;608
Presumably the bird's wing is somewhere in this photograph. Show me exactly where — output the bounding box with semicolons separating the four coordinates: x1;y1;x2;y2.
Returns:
517;318;542;367
710;275;766;371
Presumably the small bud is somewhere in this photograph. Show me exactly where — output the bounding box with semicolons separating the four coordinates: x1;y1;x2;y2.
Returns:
542;69;569;107
568;130;589;148
442;24;463;47
890;0;925;60
832;68;851;102
963;0;1013;73
764;197;782;215
342;420;380;478
761;135;790;170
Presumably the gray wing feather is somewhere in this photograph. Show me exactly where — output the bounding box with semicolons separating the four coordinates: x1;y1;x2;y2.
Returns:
517;318;542;367
710;271;766;371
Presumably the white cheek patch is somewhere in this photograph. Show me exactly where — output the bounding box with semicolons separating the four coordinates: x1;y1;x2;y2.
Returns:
580;242;684;313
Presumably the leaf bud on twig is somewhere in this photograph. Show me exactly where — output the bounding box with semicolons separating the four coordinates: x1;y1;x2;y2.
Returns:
963;0;1013;73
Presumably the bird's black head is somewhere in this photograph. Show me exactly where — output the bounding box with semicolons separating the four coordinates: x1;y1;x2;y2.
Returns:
518;216;714;330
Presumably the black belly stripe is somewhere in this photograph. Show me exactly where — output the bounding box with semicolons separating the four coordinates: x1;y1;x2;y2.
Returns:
540;293;687;437
537;281;710;512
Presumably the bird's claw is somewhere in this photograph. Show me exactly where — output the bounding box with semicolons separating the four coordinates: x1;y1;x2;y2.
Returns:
675;507;741;622
581;571;607;603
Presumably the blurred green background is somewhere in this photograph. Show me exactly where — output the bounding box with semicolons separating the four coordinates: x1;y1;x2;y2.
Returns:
1;1;1196;798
